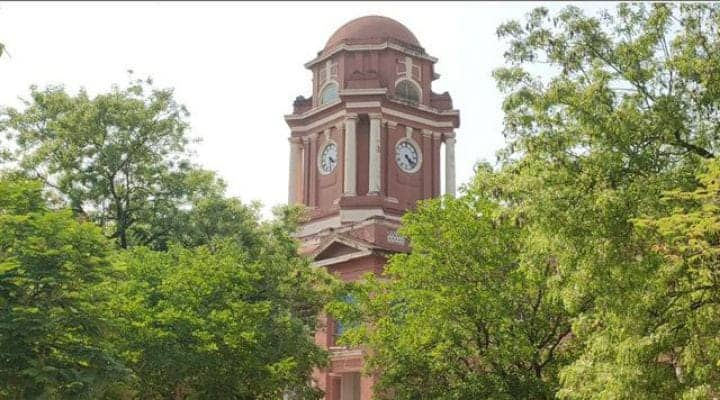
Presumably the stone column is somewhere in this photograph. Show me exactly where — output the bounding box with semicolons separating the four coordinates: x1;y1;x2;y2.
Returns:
302;136;312;205
445;136;456;196
343;114;358;196
288;137;302;204
368;113;382;195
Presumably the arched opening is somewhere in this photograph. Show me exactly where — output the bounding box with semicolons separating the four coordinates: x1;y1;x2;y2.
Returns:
319;82;339;105
395;79;421;103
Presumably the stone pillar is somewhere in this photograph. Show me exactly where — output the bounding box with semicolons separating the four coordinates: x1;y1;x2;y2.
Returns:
288;137;302;204
343;114;358;196
445;136;456;196
302;136;312;205
368;113;382;195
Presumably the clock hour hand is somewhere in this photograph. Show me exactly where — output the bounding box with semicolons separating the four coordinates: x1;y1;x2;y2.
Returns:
404;154;413;164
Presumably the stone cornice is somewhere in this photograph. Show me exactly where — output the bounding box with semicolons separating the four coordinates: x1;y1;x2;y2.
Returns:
305;41;438;69
286;97;460;132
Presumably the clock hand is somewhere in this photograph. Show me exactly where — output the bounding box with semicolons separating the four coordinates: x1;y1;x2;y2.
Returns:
404;154;413;164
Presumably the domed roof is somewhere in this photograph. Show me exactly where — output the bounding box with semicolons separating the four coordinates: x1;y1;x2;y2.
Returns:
324;15;421;51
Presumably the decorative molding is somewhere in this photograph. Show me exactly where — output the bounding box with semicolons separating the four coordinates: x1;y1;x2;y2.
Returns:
381;107;455;128
340;88;388;96
346;101;382;109
368;112;383;120
289;110;347;133
314;249;374;267
305;42;438;69
339;208;401;223
297;215;342;237
285;100;343;122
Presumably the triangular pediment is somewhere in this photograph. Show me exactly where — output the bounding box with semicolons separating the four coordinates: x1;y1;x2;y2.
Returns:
312;236;374;264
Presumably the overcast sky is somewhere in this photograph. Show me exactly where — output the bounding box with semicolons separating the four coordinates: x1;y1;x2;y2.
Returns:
0;1;614;216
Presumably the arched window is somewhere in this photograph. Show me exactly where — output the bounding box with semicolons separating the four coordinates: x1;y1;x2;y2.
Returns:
319;82;339;105
395;79;420;103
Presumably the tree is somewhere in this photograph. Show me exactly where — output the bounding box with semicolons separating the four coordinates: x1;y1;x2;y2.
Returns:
102;206;334;399
630;158;720;399
487;3;720;398
0;177;128;399
0;75;220;249
330;166;574;400
338;3;720;399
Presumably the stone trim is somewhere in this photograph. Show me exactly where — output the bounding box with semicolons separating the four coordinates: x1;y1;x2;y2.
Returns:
305;42;438;69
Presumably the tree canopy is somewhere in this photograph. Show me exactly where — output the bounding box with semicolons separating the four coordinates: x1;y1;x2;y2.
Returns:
0;177;128;399
0;76;224;249
102;208;333;399
333;3;720;399
0;78;336;398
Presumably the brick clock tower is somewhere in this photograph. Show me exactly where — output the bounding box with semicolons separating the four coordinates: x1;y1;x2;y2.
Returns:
285;15;460;400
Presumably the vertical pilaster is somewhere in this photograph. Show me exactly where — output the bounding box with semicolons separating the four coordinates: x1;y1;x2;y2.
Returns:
343;114;358;196
445;136;456;197
308;133;318;206
302;136;311;205
368;113;382;195
432;132;442;197
288;137;302;204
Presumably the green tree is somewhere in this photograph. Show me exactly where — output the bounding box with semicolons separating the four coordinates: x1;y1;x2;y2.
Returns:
331;166;574;400
488;3;720;399
0;177;128;399
0;76;220;249
631;158;720;399
339;3;720;399
103;206;334;399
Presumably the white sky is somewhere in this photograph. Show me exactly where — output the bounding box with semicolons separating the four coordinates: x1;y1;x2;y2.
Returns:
0;1;614;217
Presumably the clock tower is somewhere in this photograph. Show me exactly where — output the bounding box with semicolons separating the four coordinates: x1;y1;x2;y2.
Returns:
285;15;460;400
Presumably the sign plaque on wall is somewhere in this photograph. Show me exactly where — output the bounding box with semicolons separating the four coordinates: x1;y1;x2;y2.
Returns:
387;230;406;245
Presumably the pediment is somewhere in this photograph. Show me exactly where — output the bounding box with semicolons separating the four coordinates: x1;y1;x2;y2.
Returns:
312;236;374;264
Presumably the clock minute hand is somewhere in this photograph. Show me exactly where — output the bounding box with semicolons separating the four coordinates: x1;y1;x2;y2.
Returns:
404;154;413;164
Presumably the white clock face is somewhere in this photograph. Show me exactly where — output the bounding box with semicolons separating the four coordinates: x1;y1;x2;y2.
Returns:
395;140;420;173
319;142;338;175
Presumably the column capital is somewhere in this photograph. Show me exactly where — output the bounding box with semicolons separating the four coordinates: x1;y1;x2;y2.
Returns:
288;136;303;144
445;136;457;145
345;113;358;120
386;120;398;129
432;131;443;140
421;128;433;137
368;112;383;121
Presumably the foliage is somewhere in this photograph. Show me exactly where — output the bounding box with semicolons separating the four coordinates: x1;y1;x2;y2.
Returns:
0;177;128;399
491;3;720;399
336;3;720;399
631;158;720;399
102;206;334;399
331;166;574;399
0;75;221;249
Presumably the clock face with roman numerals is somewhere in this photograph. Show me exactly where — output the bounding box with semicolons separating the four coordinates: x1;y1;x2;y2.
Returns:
319;142;338;175
395;140;421;173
